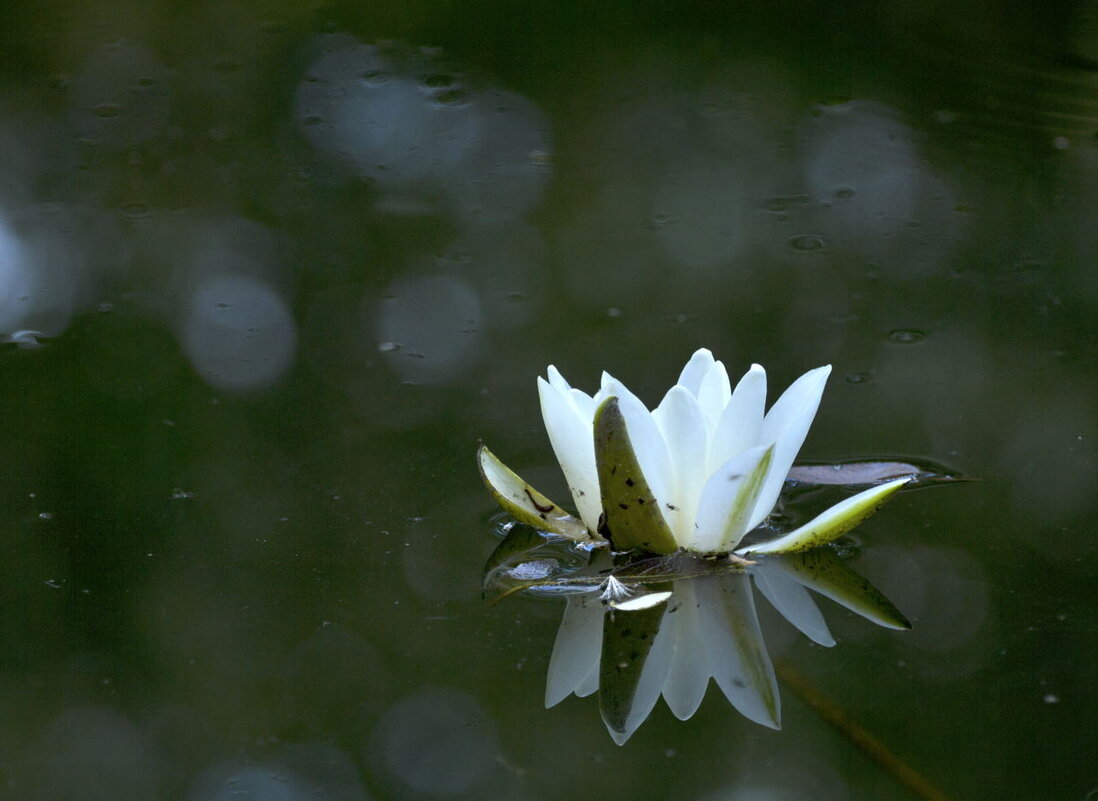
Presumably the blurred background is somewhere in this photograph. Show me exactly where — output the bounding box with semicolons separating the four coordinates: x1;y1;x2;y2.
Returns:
0;0;1096;798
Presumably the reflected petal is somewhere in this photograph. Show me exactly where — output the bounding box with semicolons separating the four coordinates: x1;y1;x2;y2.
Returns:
662;581;711;720
696;574;780;729
546;593;605;707
752;562;835;647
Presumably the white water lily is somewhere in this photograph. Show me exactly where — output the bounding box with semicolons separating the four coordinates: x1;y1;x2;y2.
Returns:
478;348;909;556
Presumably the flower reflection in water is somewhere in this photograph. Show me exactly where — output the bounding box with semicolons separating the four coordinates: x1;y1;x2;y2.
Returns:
489;539;910;745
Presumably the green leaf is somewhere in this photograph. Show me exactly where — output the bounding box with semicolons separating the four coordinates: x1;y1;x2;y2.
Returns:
593;398;678;554
481;523;556;596
737;477;910;555
769;548;910;630
599;584;671;743
786;458;963;487
477;444;592;542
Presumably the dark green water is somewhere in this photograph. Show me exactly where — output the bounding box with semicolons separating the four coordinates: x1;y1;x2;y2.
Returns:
1;1;1096;799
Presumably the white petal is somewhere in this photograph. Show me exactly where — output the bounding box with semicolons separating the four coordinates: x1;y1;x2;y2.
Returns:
752;563;835;647
662;582;711;720
545;593;605;707
747;365;831;531
709;364;767;475
740;477;910;556
697;360;732;435
696;574;780;729
602;380;674;527
690;444;775;552
538;377;602;532
546;364;573;393
676;348;716;396
565;387;596;420
652;386;709;545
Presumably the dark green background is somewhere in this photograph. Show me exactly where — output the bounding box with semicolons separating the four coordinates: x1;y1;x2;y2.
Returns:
0;1;1095;799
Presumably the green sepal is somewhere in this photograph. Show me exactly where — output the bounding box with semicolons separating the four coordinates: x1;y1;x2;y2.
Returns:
593;397;678;554
477;444;592;542
737;476;910;556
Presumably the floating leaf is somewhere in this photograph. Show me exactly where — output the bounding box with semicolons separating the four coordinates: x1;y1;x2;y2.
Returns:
786;458;962;487
482;523;550;582
737;477;910;555
769;548;910;630
593;397;678;553
477;444;592;542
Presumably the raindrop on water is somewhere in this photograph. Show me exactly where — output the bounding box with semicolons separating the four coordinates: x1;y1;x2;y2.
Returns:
788;234;826;252
420;73;453;89
843;371;873;384
433;88;468;106
120;202;151;220
887;329;926;344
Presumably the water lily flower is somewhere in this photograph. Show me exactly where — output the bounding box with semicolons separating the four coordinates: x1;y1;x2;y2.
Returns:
478;348;909;556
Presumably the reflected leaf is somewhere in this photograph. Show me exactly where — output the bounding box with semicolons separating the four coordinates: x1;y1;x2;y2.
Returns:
476;444;592;542
767;548;911;630
594;397;679;554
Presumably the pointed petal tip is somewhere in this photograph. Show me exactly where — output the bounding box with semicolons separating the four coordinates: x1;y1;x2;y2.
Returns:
608;727;632;746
